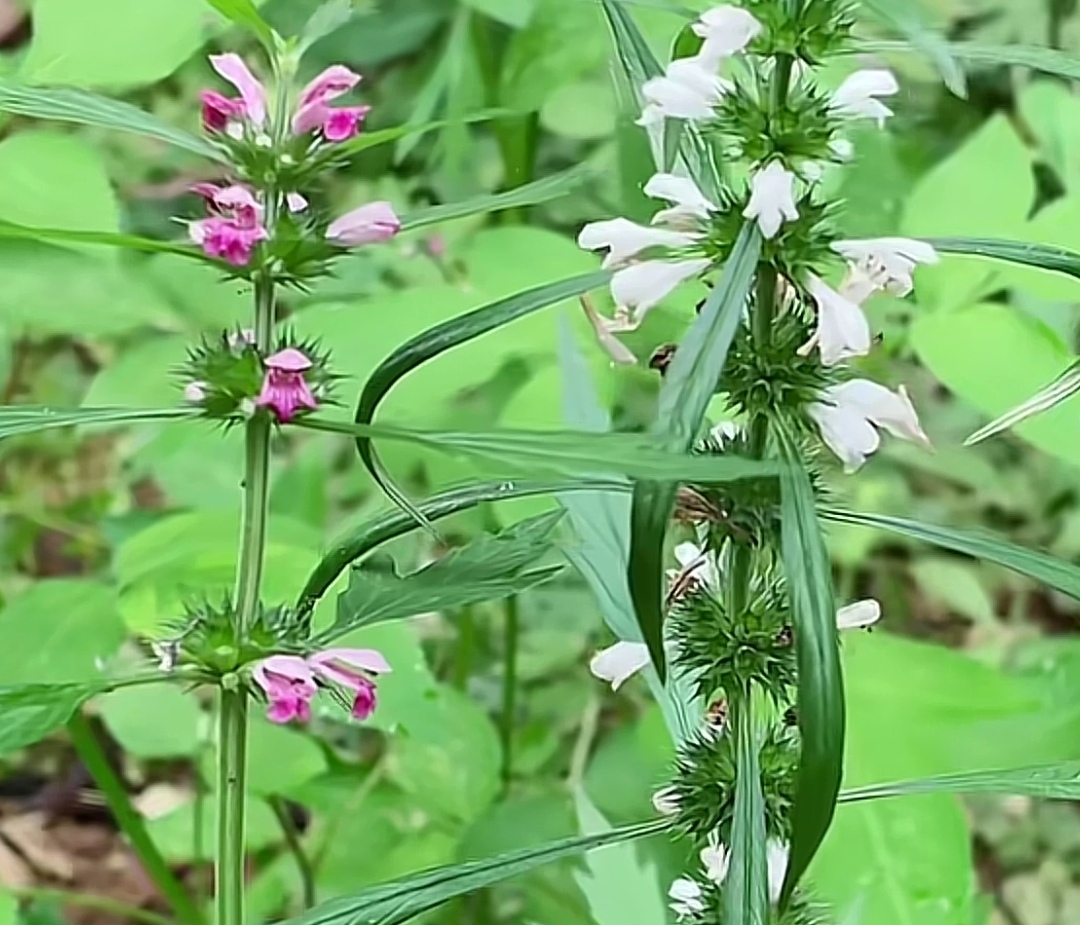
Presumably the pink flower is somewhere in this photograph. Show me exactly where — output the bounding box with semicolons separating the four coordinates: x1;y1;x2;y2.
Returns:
299;65;361;108
200;90;243;133
291;65;366;142
189;218;268;266
326;202;401;246
256;348;319;423
252;656;317;724
209;53;267;127
251;648;391;725
322;106;369;142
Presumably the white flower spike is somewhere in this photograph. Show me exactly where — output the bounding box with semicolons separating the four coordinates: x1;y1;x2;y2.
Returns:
693;5;763;66
611;258;711;325
744;161;799;239
809;379;931;472
832;237;939;297
830;69;899;127
836;599;882;630
639;58;728;127
577;218;700;270
589;640;651;691
805;273;872;366
669;878;705;920
644;173;719;228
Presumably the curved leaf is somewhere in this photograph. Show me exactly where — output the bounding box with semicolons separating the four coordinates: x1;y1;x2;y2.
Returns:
0;406;196;440
966;359;1080;446
839;762;1080;803
350;270;609;525
400;165;594;232
0;683;99;757
629;223;761;677
821;508;1080;600
0;82;224;162
279;819;666;925
929;236;1080;280
776;427;844;907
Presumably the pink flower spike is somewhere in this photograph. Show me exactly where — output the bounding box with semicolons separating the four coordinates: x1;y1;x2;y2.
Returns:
209;53;267;126
256;349;318;423
299;64;361;107
323;106;370;142
326;201;401;246
200;91;242;133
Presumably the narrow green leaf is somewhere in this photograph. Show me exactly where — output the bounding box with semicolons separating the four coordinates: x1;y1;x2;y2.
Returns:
320;512;566;639
839;762;1080;803
864;40;1080;83
326;109;509;164
776;428;843;906
0;82;224;162
0;221;209;261
0;406;197;440
300;417;779;484
629;224;761;676
297;477;622;612
201;0;276;47
930;236;1080;281
279;819;666;925
821;509;1080;601
860;0;966;97
400;165;593;232
966;359;1080;446
298;0;354;50
725;702;768;925
0;683;99;756
350;269;609;531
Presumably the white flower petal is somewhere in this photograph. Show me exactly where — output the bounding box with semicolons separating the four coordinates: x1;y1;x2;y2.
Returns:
710;420;742;444
833;237;939;295
669;878;705;920
582;300;638;365
652;786;681;816
645;172;719;226
589;641;651;691
673;541;721;589
830;138;855;161
700;831;730;884
743;162;799;239
693;5;763;63
806;274;872;366
766;840;790;904
835;379;931;446
639;58;726;124
808;395;882;473
830;69;900;126
578;217;698;269
811;379;929;470
611;258;710;323
836;598;882;630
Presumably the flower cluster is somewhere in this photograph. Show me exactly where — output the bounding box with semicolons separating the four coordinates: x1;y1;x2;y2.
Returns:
251;648;391;724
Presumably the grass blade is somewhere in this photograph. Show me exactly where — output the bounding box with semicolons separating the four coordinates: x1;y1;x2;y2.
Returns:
629;224;761;676
0;82;224;161
279;820;666;925
0;221;210;260
820;508;1080;600
966;359;1080;446
776;427;843;906
0;406;196;440
863;40;1080;83
838;762;1080;803
860;0;966;96
930;237;1080;280
725;701;768;925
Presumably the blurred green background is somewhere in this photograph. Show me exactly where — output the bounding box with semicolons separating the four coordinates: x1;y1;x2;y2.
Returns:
5;1;1080;925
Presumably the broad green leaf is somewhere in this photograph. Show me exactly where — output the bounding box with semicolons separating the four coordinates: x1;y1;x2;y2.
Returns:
821;509;1080;601
201;0;275;46
0;581;126;684
910;303;1080;468
931;236;1080;282
630;223;761;676
300;417;779;484
966;359;1080;446
277;820;667;925
400;164;593;232
98;685;201;758
0;683;100;756
322;512;566;639
776;428;843;906
0;406;196;440
0;82;220;159
1017;81;1080;192
726;703;768;925
148;796;281;862
860;0;966;96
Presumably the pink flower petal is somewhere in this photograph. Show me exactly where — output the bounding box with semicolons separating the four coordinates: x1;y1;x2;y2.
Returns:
311;647;392;675
326;201;401;246
322;106;369;142
265;348;312;372
286;192;309;213
349;681;377;721
209;53;267;126
291;102;330;137
252;654;313;692
299;65;361;108
200;91;242;132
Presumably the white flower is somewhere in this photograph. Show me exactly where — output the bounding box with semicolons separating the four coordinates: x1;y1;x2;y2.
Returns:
611;258;711;324
700;831;730;883
830;138;855;161
652;786;681;816
766;839;790;903
832;237;939;297
744;162;799;239
581;300;638;366
578;218;700;270
670;540;721;589
639;58;729;127
710;420;742;445
183;380;207;403
589;640;651;691
669;878;705;920
693;5;763;65
830;69;899;127
836;598;882;630
809;379;931;472
804;274;871;366
645;173;719;228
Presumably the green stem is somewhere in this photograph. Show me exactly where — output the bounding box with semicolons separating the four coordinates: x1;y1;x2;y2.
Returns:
215;689;248;925
452;606;477;691
499;595;520;789
66;714;203;925
269;796;317;911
